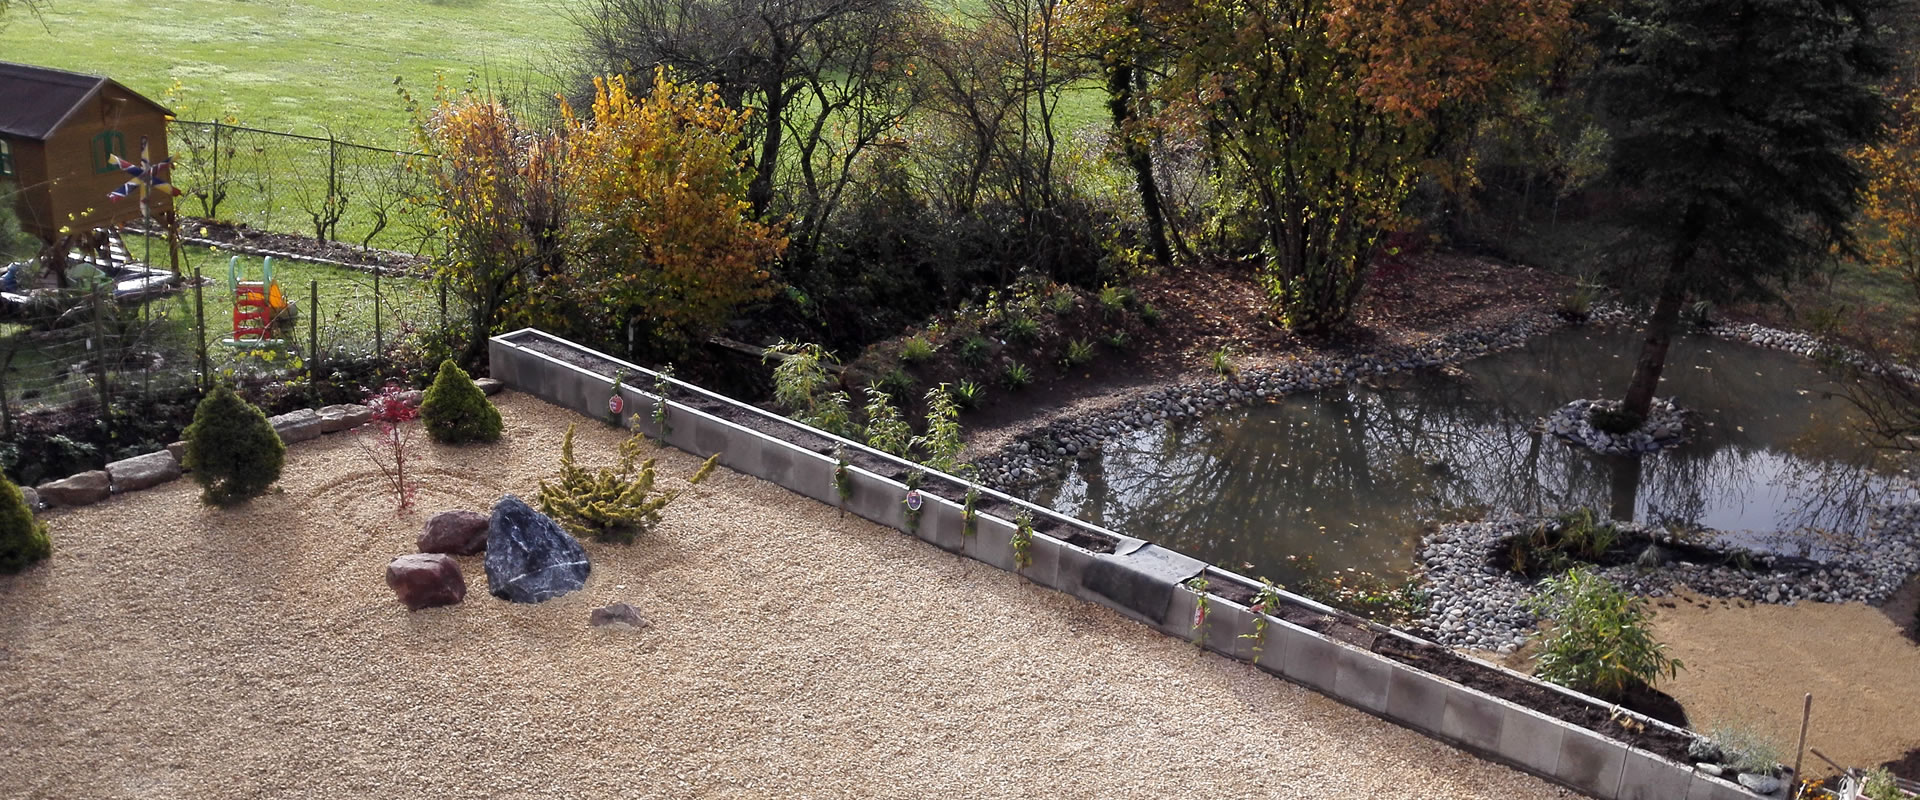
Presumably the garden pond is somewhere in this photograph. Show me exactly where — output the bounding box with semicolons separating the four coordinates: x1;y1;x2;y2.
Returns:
1032;328;1917;585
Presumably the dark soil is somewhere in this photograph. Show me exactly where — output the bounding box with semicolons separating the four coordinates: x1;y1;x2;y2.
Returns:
1882;747;1920;782
156;217;426;274
1490;523;1822;580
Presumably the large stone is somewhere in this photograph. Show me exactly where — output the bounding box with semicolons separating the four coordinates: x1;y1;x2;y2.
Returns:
107;451;182;493
270;408;324;444
36;470;110;507
475;378;504;396
20;486;42;511
589;602;651;630
316;404;374;434
419;510;489;555
485;495;590;603
386;553;467;610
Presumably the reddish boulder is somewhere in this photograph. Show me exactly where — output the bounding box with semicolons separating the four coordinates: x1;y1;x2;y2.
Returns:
418;510;489;555
386;553;466;611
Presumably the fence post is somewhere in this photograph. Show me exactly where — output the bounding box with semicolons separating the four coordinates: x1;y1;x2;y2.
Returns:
209;121;221;219
326;134;339;243
438;278;448;334
309;280;319;396
194;264;208;391
374;269;383;356
92;288;112;438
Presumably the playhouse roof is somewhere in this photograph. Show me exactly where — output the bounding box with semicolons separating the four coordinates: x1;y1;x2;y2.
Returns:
0;61;173;141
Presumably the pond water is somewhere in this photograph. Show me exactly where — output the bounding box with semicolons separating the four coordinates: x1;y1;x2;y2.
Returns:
1031;328;1916;585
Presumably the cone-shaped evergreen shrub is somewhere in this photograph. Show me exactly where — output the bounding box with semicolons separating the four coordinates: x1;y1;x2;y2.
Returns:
184;383;286;507
0;474;51;573
420;359;502;444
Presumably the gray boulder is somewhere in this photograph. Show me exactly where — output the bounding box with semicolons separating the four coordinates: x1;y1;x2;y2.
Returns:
316;404;374;434
20;486;42;511
270;409;324;444
107;451;182;493
37;470;110;507
386;553;467;611
485;495;590;603
419;510;489;555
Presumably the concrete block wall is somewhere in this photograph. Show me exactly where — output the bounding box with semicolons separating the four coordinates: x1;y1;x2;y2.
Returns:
490;329;1763;800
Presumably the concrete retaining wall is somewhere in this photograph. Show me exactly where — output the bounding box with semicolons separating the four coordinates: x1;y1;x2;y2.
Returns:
490;328;1768;800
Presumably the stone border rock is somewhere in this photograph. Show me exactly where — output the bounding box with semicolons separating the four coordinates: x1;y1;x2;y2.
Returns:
23;381;503;513
490;327;1775;800
1541;397;1691;454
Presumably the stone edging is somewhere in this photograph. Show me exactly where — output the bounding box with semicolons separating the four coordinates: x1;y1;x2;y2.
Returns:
23;383;502;513
489;328;1772;800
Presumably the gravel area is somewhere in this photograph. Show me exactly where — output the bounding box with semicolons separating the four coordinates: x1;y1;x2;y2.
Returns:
0;393;1566;800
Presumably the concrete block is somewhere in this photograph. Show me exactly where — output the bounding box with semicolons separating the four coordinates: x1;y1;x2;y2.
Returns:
692;416;730;459
964;515;1018;571
36;470;110;507
1020;531;1063;585
843;470;906;530
1619;748;1695;800
270;408;323;444
1249;612;1289;674
1688;770;1764;800
1384;660;1451;735
1493;700;1567;777
759;440;796;486
1554;723;1629;800
1202;601;1261;663
106;451;182;493
1329;643;1393;713
1162;585;1204;643
913;496;966;553
1440;683;1508;753
1079;545;1206;626
1276;622;1340;692
487;340;518;386
1044;540;1097;595
714;427;766;479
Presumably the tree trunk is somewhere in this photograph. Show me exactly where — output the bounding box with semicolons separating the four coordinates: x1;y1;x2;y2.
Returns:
1105;57;1173;267
1621;258;1690;419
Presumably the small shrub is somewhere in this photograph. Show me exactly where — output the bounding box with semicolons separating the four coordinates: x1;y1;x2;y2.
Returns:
184;382;286;507
958;334;991;366
900;336;936;364
1003;314;1041;343
1558;277;1599;320
767;341;839;414
1589;405;1644;435
1003;361;1033;389
1063;338;1095;367
862;387;912;456
1699;721;1783;776
0;474;51;573
1525;568;1683;700
1046;288;1077;315
357;385;422;512
911;384;964;471
1863;768;1904;800
1211;346;1238;378
1138;301;1163;326
1098;284;1133;316
874;367;917;398
537;424;717;543
420;359;502;444
1104;331;1131;350
953;380;985;409
1012;512;1034;569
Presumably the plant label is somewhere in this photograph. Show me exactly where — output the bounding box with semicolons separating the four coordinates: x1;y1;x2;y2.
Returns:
608;394;624;415
905;490;923;512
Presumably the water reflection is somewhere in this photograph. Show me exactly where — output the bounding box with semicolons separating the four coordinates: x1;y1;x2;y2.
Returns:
1033;329;1915;584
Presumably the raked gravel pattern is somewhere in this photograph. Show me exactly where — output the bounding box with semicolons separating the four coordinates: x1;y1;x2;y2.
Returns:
0;393;1568;800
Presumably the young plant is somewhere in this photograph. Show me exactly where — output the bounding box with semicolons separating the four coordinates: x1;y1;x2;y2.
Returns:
1862;769;1904;800
1011;511;1035;569
1003;314;1041;343
357;384;422;513
0;473;51;574
1104;331;1131;350
962;483;980;537
1002;361;1033;390
958;334;991;366
1046;287;1077;315
862;387;912;456
1698;721;1784;777
183;382;285;507
953;380;985;409
875;367;917;397
1210;346;1238;379
1186;576;1212;646
1525;568;1684;701
537;424;718;543
651;365;674;435
900;335;936;364
911;384;965;471
902;469;924;531
767;341;848;435
1139;302;1163;326
1098;284;1132;316
1063;338;1095;368
1240;579;1284;656
833;452;853;509
420;358;503;444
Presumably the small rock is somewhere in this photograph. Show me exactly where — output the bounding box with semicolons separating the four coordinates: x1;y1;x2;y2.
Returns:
1736;773;1782;794
419;510;490;555
107;451;182;493
316;404;374;434
270;409;324;444
397;389;424;408
475;378;504;396
20;486;43;511
36;470;110;507
386;553;467;611
1695;763;1724;777
589;602;651;630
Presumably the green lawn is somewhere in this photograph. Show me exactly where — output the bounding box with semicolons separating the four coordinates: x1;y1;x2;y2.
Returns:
0;0;575;147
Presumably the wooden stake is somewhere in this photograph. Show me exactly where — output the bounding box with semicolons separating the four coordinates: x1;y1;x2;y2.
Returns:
1792;693;1812;796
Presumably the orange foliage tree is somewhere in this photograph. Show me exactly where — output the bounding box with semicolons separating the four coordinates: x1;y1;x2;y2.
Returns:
1860;86;1920;305
554;70;784;355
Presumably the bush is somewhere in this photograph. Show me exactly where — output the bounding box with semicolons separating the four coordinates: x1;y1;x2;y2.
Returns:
537;424;717;543
1003;315;1041;343
0;474;51;573
954;379;984;409
874;367;916;398
420;359;503;444
1139;302;1163;326
862;387;912;456
1525;568;1683;700
1003;361;1033;389
1063;338;1095;367
958;335;991;366
900;336;936;364
1047;288;1077;315
184;383;286;507
1695;721;1782;776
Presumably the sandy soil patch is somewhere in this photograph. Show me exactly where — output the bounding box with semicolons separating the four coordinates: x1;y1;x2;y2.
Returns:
0;393;1565;799
1650;590;1920;779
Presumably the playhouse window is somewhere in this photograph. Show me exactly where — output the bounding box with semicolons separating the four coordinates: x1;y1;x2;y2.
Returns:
93;130;125;173
0;139;12;177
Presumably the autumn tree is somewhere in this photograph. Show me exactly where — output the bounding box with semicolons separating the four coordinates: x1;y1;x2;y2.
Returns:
1859;86;1920;306
555;70;784;356
1593;0;1890;421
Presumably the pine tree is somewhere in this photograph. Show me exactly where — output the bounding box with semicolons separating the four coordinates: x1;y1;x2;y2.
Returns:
0;474;51;573
184;383;286;506
1595;0;1891;418
420;359;503;444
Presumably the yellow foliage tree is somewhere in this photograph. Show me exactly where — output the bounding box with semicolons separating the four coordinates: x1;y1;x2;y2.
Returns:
1860;86;1920;305
556;70;786;354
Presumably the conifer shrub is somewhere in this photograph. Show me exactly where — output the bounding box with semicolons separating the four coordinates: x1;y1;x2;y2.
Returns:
420;359;503;444
537;424;718;543
0;474;51;573
184;383;286;507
